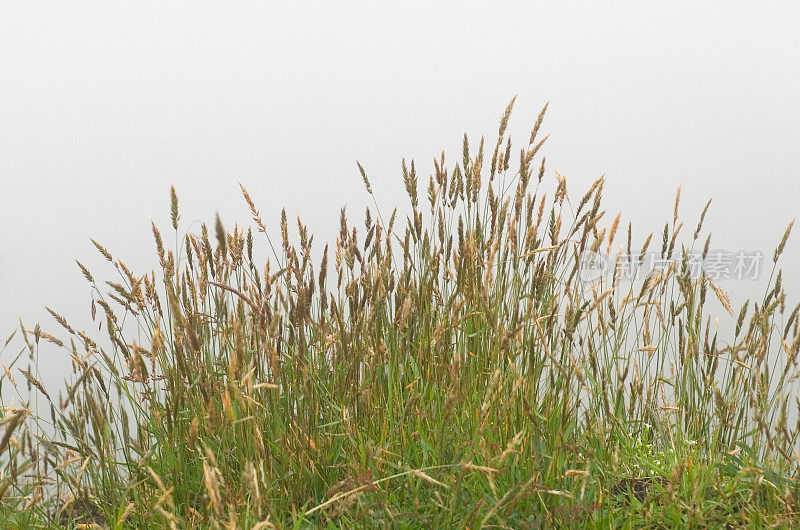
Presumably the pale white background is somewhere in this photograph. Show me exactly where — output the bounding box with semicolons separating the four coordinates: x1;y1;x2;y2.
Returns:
2;2;799;394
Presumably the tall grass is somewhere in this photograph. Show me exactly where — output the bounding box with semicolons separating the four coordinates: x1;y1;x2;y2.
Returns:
2;100;800;527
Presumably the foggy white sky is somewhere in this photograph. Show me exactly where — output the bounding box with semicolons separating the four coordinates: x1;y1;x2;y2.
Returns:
2;2;799;392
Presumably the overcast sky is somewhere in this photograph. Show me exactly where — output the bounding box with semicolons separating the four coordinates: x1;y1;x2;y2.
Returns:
2;2;799;392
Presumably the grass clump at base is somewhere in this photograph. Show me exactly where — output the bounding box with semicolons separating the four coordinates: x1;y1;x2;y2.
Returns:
2;100;800;528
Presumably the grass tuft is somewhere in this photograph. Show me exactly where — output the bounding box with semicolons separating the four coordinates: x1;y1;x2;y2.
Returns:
2;100;799;527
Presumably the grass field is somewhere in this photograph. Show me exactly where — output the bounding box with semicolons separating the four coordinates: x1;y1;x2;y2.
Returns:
2;100;800;528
